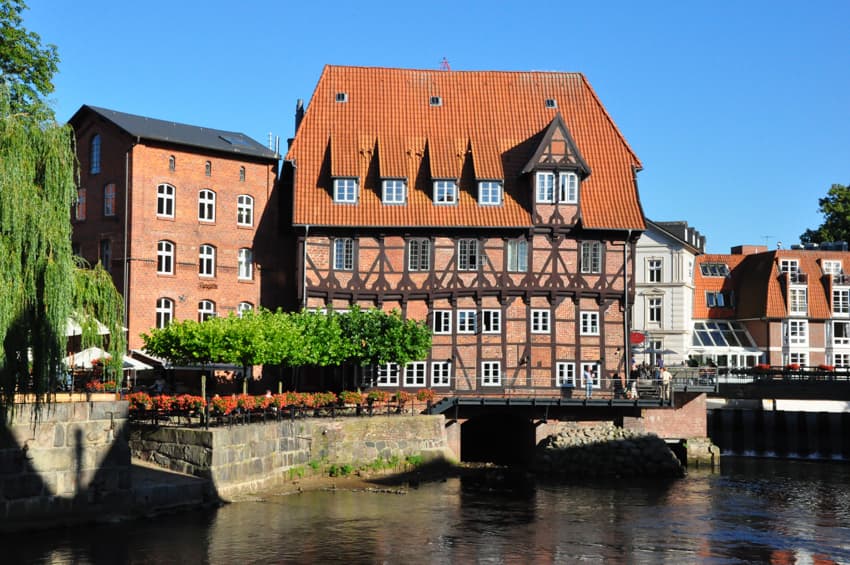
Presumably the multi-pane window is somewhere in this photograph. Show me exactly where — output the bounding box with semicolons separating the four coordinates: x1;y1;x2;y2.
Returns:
433;310;452;334
823;260;842;277
155;298;174;329
787;352;807;367
580;311;599;335
531;309;551;333
199;244;216;277
706;291;726;308
649;297;662;323
833;288;850;315
506;239;528;273
556;362;576;387
168;155;176;171
103;183;116;216
238;248;253;280
581;363;601;388
99;239;111;273
431;362;451;387
408;239;431;272
237;302;254;317
157;184;175;217
648;259;662;283
790;287;808;315
457;310;477;333
333;178;358;203
833;353;850;368
481;361;501;386
536;172;555;203
376;363;400;386
700;262;729;277
558;172;578;203
779;259;799;275
404;362;426;387
382;179;406;204
482;310;501;333
832;321;850;346
237;195;254;226
786;320;808;345
198;189;216;222
75;188;87;221
239;166;246;182
205;161;212;176
478;181;502;205
457;239;479;271
434;180;457;204
90;135;101;174
198;300;216;321
333;238;354;271
157;240;174;274
580;241;603;274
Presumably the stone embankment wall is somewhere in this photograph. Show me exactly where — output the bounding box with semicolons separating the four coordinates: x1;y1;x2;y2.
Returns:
0;401;131;529
129;415;451;498
533;423;684;478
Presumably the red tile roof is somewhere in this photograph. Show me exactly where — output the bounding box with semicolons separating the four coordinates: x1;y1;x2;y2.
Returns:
287;65;645;230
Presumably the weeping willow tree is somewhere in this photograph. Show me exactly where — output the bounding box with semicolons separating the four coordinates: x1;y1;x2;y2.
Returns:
0;88;125;408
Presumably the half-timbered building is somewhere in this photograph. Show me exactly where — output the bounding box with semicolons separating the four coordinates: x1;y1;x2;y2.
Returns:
282;66;646;396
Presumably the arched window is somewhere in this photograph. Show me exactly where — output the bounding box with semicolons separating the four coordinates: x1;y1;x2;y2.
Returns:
156;298;174;328
168;155;176;171
157;240;174;274
238;248;253;280
198;189;215;222
205;161;212;176
239;166;246;182
157;184;175;217
199;244;216;277
198;300;216;321
90;134;101;174
237;195;254;226
237;302;253;317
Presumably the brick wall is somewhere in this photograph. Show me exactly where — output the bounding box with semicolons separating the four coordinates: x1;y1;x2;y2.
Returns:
623;392;708;439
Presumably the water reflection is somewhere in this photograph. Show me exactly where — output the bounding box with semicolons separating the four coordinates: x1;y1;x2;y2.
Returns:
4;458;850;564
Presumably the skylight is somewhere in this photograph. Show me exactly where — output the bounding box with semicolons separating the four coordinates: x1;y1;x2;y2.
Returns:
545;98;557;108
429;96;442;107
335;92;348;103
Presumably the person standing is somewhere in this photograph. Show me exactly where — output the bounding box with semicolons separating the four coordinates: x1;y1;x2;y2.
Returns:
660;366;672;402
584;366;593;399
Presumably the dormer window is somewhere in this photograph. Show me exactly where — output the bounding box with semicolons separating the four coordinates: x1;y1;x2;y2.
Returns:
536;172;555;203
382;179;406;204
478;181;502;206
823;260;842;278
333;178;359;203
545;98;557;109
429;96;442;107
335;92;348;103
559;172;578;203
434;180;457;205
700;262;729;277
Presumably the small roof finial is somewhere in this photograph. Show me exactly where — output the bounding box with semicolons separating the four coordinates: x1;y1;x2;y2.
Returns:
440;57;451;71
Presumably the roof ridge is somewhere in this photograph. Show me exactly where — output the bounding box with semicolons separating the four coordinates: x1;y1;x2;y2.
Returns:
578;74;642;170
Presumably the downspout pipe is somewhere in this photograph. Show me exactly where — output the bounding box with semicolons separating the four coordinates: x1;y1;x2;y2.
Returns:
624;229;632;384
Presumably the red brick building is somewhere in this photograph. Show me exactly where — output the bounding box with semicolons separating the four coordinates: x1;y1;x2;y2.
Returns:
282;66;647;395
69;106;281;350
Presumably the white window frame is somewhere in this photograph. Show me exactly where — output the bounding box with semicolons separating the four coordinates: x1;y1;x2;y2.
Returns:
198;189;216;222
832;320;850;346
404;362;426;387
648;297;662;323
433;310;452;334
833;352;850;368
481;361;501;386
457;310;477;334
155;297;173;329
482;309;501;334
457;239;479;271
823;260;842;277
706;291;726;308
237;194;254;226
237;302;254;317
334;178;359;203
333;238;354;271
199;244;216;277
535;171;555;203
376;363;400;387
431;362;451;387
580;362;601;389
434;180;457;204
785;319;808;345
580;311;599;335
581;241;603;274
790;287;808;315
478;181;502;206
648;258;662;283
531;309;551;333
157;240;174;275
787;352;807;367
408;239;430;272
556;362;576;387
198;300;216;322
833;288;850;316
382;179;406;204
157;184;174;218
558;172;578;203
238;248;253;280
506;239;528;273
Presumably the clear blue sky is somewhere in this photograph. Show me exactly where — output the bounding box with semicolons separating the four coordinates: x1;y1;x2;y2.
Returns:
25;0;849;254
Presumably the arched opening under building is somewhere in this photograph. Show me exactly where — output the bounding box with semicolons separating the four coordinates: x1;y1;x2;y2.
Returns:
461;414;538;465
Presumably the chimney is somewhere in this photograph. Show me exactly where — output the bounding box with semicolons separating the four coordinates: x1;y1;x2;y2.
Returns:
294;99;305;133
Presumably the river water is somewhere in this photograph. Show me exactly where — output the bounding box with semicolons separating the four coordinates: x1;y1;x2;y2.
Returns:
7;457;850;564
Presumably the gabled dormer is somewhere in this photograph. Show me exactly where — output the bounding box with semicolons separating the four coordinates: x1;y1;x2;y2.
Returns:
523;114;591;224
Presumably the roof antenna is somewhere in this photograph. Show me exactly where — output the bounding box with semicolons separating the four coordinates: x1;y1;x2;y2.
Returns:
440;57;451;71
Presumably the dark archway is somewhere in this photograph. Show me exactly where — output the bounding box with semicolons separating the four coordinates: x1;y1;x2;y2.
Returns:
461;414;537;464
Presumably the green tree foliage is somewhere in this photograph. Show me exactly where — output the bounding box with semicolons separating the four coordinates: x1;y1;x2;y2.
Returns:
0;90;125;405
800;184;850;244
0;0;59;119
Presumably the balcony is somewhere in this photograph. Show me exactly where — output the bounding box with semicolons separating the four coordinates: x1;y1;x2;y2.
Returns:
782;271;807;284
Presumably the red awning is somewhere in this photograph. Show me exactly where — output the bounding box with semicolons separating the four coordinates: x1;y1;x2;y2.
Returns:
629;331;645;345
